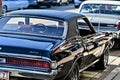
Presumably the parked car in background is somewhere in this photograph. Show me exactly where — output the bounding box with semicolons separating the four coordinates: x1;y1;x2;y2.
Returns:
0;9;111;80
2;0;29;13
28;0;38;8
36;0;52;8
78;1;120;49
52;0;69;6
74;0;85;8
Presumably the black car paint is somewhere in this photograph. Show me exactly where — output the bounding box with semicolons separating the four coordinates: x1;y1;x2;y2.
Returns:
0;10;111;80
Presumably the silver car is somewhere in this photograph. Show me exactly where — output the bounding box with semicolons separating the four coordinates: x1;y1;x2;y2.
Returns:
2;0;29;13
78;1;120;49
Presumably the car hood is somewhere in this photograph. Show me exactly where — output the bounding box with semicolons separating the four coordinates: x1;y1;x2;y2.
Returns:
0;36;62;58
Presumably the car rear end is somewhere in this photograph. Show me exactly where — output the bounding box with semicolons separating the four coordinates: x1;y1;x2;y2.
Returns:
0;33;58;80
0;49;57;80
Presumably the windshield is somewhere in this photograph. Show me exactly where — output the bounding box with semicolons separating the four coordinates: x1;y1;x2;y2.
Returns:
0;16;65;38
80;4;120;15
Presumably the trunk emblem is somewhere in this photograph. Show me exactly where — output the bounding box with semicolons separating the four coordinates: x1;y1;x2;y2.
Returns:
29;51;39;54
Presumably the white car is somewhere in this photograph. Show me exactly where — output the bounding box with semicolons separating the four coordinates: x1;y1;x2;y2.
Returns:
78;0;120;49
2;0;29;13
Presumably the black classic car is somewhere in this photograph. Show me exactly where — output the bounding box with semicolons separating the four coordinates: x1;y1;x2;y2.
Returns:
0;10;111;80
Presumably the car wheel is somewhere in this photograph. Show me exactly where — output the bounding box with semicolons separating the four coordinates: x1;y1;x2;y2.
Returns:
2;5;7;14
65;1;69;5
65;63;80;80
117;39;120;49
109;40;115;49
118;43;120;49
74;5;79;8
95;47;109;70
58;1;62;6
112;39;120;49
46;4;51;8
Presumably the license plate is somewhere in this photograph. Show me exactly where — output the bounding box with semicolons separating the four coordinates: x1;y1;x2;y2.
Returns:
0;71;9;80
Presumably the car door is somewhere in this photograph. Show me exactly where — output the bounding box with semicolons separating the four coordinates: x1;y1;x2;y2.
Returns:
77;18;102;64
10;0;19;10
2;0;18;11
85;36;104;63
17;0;29;9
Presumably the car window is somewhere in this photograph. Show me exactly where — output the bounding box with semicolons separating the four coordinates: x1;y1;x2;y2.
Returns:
80;4;120;15
0;17;65;38
77;19;89;30
77;18;93;36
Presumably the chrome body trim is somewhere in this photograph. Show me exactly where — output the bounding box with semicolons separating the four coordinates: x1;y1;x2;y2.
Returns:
0;52;51;61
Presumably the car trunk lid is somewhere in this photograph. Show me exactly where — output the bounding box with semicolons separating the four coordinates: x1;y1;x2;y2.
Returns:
0;36;54;58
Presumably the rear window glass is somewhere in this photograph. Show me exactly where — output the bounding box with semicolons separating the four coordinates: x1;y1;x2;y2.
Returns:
80;4;120;15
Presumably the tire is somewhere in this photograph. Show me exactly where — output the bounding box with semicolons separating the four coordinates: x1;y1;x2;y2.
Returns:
65;1;69;5
65;63;80;80
58;2;62;6
109;40;115;49
95;47;109;70
46;4;51;8
118;43;120;49
112;39;120;49
117;39;120;49
74;5;79;8
2;5;7;14
37;5;41;9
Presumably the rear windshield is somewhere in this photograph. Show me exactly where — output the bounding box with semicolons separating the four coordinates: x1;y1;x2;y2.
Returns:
80;4;120;15
0;16;65;38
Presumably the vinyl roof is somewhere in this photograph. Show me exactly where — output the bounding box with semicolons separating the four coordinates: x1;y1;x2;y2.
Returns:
5;9;85;20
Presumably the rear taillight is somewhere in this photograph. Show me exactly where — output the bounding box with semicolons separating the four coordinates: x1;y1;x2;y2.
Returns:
117;22;120;30
6;58;50;68
0;0;1;4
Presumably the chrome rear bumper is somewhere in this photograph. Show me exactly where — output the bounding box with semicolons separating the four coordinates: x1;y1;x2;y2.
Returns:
0;66;57;80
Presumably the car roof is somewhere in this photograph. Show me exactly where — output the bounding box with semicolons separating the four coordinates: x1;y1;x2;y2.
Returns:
82;0;120;5
5;9;85;21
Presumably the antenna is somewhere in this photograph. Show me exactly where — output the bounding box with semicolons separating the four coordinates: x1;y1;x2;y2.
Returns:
98;4;101;32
